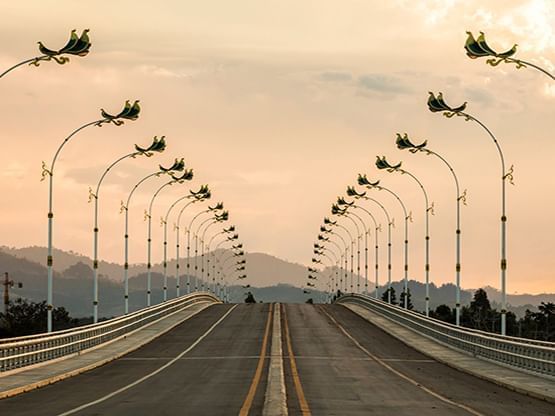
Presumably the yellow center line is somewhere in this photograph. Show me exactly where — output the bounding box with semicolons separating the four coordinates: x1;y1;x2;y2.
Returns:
320;306;485;416
239;303;273;416
282;304;311;416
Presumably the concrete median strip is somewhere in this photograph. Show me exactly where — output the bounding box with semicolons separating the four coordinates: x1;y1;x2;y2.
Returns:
263;303;287;416
0;300;217;400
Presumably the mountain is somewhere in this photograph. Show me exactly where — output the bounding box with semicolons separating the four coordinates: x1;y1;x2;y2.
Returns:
1;247;553;319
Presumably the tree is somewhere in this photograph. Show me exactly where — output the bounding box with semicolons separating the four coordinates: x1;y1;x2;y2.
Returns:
432;304;454;324
381;287;397;305
244;292;256;304
399;289;413;310
0;298;78;337
467;288;493;331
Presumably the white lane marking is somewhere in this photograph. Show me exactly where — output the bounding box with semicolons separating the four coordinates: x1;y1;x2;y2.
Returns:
57;305;238;416
263;303;288;416
321;307;486;416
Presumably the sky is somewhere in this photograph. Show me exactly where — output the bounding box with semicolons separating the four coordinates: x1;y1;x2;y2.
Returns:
0;0;554;294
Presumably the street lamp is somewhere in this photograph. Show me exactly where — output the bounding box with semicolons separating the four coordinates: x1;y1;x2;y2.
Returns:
464;31;555;81
312;249;337;302
338;197;381;297
428;91;512;334
145;166;191;307
376;155;434;316
1;29;92;79
358;174;412;308
197;211;229;288
314;243;340;297
42;100;140;332
347;186;394;301
320;222;349;292
120;158;183;314
89;136;166;322
172;187;212;296
205;226;235;294
397;133;467;325
186;203;224;292
161;185;210;300
212;233;239;297
331;204;359;293
335;199;367;294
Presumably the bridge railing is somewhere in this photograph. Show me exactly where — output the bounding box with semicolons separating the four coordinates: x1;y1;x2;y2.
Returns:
336;294;555;378
0;292;220;373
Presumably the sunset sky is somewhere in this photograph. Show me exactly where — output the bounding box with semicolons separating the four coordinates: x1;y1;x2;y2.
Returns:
0;0;554;294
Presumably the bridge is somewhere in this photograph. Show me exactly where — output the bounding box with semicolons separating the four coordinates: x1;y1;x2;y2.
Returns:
0;293;553;415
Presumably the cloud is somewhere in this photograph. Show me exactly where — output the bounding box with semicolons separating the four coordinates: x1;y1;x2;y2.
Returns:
318;71;353;82
356;74;410;95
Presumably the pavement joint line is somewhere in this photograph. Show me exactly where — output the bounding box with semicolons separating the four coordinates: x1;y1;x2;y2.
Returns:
239;303;273;416
283;304;311;416
0;300;216;399
343;303;555;403
263;302;288;416
55;304;238;416
320;306;486;416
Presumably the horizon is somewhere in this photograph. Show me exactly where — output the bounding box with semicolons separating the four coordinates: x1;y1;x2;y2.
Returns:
2;244;552;296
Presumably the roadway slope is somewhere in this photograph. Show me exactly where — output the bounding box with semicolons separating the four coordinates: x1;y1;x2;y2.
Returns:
0;304;271;416
283;304;554;416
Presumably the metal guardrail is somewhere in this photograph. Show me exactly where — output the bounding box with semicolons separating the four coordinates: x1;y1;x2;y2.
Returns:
0;292;220;372
336;294;555;378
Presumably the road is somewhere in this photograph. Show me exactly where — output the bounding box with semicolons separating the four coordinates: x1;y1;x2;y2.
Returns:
0;303;553;415
0;303;272;416
283;304;554;416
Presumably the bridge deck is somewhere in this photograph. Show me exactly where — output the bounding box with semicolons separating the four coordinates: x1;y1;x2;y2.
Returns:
0;303;553;415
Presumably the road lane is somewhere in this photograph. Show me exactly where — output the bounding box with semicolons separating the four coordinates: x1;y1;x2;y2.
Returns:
286;305;555;416
284;304;555;416
0;303;271;416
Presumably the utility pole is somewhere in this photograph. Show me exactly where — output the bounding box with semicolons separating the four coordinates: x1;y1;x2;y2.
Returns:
3;272;22;315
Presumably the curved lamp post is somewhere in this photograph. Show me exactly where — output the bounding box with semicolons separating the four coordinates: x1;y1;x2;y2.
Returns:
172;187;212;296
318;230;345;292
89;136;166;322
464;31;555;81
120;157;183;314
376;155;434;316
397;133;467;325
358;175;411;308
145;165;191;307
212;233;239;296
347;186;393;298
312;250;337;301
197;211;229;288
206;228;236;293
428;91;512;334
331;205;359;293
314;243;340;296
161;185;210;300
338;197;381;297
42;100;140;332
335;200;367;294
320;223;349;292
186;203;224;292
1;29;91;79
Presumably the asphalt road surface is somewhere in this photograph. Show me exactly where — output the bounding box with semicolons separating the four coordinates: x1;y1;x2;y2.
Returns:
0;303;271;416
283;304;554;416
0;303;553;415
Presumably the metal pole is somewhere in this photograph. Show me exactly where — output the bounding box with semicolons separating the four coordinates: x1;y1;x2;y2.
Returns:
44;119;104;331
122;171;162;312
91;151;139;322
